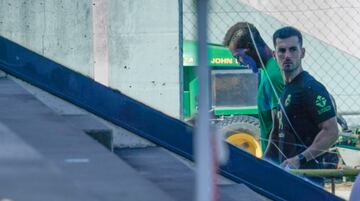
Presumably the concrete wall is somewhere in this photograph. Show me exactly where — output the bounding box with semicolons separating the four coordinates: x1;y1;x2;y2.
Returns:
0;0;180;118
108;0;180;118
0;0;93;76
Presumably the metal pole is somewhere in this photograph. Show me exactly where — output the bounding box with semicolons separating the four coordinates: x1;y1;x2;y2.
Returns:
195;0;217;201
178;0;184;120
290;168;360;177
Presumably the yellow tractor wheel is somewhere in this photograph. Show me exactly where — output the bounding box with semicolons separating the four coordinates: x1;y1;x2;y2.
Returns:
217;115;262;158
226;132;262;158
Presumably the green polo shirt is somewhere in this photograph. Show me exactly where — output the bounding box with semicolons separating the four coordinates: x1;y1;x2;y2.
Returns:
256;58;284;152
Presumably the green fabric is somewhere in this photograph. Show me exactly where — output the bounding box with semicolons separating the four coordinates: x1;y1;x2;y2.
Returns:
256;58;284;152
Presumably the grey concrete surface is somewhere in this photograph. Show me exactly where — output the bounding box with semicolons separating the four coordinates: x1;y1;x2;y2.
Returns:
10;75;155;148
0;77;175;201
0;76;270;201
0;70;6;78
62;114;114;151
0;122;99;201
116;146;269;201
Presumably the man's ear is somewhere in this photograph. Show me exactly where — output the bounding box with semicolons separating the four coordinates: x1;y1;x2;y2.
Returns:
301;47;305;59
272;50;276;59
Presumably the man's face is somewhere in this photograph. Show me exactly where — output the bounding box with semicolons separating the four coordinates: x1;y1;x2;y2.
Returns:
228;42;258;73
273;36;305;73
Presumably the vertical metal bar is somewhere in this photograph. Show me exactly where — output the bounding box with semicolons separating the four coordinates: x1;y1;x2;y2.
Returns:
178;0;184;120
195;0;217;201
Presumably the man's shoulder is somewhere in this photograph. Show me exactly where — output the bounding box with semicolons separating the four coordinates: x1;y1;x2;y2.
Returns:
302;72;326;90
265;58;283;83
265;58;279;71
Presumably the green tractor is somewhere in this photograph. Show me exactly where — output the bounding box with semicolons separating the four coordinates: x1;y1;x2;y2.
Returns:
182;40;263;158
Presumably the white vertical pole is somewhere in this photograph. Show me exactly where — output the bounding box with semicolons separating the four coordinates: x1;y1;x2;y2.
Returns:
195;0;218;201
92;0;109;86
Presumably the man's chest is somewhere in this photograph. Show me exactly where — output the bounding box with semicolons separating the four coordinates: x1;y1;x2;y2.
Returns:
280;87;305;118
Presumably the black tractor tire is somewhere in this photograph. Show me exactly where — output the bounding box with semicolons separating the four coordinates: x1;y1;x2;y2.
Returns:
216;115;262;157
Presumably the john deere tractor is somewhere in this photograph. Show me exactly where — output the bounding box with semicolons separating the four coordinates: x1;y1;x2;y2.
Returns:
182;40;262;157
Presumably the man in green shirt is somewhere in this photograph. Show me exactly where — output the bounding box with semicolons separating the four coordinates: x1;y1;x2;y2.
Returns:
223;22;284;152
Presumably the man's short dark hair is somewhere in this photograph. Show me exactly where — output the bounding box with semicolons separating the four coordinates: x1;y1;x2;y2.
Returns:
273;26;303;47
223;22;266;48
